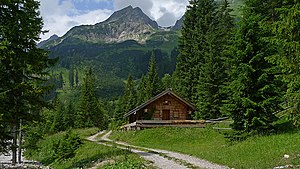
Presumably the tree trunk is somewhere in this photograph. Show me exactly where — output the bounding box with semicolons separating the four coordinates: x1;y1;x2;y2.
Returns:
12;125;17;164
18;119;22;163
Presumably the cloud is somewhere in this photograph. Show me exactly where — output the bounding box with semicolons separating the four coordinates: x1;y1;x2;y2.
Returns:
38;0;188;41
39;0;113;41
113;0;188;27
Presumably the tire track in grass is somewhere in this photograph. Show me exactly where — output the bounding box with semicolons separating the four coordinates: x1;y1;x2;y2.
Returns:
87;131;188;169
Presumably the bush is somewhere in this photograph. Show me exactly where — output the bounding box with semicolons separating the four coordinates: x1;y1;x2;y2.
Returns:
54;129;83;160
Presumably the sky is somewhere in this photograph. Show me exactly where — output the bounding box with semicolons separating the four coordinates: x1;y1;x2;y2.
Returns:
39;0;189;41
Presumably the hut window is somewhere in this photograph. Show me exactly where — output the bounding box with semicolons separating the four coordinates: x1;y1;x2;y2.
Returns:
163;100;170;105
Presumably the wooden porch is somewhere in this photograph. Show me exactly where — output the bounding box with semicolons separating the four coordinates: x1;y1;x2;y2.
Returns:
120;120;206;130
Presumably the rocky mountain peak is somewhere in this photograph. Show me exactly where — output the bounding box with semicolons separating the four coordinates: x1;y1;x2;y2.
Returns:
104;5;158;29
40;6;162;47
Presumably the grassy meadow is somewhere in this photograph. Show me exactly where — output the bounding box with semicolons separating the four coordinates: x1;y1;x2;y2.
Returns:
26;128;152;169
110;126;300;169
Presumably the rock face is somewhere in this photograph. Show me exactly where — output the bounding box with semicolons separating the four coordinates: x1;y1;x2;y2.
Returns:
58;5;158;44
171;16;184;31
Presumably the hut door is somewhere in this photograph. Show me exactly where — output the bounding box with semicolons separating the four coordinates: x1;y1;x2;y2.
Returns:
162;110;170;120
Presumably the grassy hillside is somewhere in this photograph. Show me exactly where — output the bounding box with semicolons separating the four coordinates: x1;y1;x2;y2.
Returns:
26;128;152;169
110;126;300;169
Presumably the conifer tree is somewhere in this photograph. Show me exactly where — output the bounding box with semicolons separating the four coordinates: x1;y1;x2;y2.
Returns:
266;1;300;126
136;52;162;105
0;0;55;162
75;69;79;87
144;52;162;100
69;68;74;89
137;75;147;105
223;0;285;132
77;68;104;128
123;75;137;114
175;0;233;119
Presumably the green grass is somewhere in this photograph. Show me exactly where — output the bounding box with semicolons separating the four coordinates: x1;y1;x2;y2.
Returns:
26;128;152;169
110;127;300;169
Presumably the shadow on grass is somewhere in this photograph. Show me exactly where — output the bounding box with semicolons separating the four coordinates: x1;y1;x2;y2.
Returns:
273;120;298;134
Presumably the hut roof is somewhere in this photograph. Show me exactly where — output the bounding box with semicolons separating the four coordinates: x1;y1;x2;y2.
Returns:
124;89;196;117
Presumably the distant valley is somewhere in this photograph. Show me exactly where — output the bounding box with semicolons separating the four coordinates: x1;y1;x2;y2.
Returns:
39;1;243;98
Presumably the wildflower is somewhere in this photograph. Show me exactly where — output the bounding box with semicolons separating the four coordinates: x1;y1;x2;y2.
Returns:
283;154;290;159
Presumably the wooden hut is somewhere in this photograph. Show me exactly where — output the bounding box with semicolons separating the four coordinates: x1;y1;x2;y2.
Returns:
124;89;196;123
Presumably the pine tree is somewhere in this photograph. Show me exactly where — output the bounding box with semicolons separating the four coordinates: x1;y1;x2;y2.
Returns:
69;68;74;90
0;0;55;162
223;0;285;132
75;69;79;87
77;68;104;128
116;75;137;121
144;52;162;100
58;72;64;89
123;75;137;114
266;1;300;126
136;75;147;105
175;0;234;119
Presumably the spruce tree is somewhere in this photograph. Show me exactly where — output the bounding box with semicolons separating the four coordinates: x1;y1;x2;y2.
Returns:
266;1;300;126
137;75;147;105
58;72;64;89
69;68;74;90
77;68;104;128
123;75;137;114
223;0;285;132
175;0;233;119
144;52;162;100
75;69;79;87
136;52;162;105
0;0;55;162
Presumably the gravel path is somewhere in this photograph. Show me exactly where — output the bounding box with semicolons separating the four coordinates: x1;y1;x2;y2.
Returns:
87;131;188;169
88;131;229;169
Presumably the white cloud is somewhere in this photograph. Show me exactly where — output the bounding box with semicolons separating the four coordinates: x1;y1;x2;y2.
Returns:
114;0;188;27
39;0;112;41
38;0;188;41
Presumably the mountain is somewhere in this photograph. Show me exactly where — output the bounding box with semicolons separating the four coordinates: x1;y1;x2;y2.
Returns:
41;6;179;98
43;6;160;47
171;16;184;31
37;34;58;48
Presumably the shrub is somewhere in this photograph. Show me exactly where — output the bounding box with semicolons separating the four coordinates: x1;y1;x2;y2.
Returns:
55;129;83;160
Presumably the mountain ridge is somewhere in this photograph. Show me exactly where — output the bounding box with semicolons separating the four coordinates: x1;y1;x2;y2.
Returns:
40;6;181;47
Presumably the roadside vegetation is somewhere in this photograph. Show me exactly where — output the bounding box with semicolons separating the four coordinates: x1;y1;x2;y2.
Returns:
26;128;152;169
110;121;300;169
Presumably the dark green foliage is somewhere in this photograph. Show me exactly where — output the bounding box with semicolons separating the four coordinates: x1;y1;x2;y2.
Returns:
0;0;55;158
75;69;79;87
69;68;74;89
113;75;137;126
34;130;82;164
120;75;137;118
265;1;300;127
161;74;173;90
175;0;234;119
222;0;285;132
58;72;64;89
77;68;105;128
136;53;162;105
54;130;83;160
144;53;162;100
136;75;148;105
23;122;43;157
45;32;178;99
